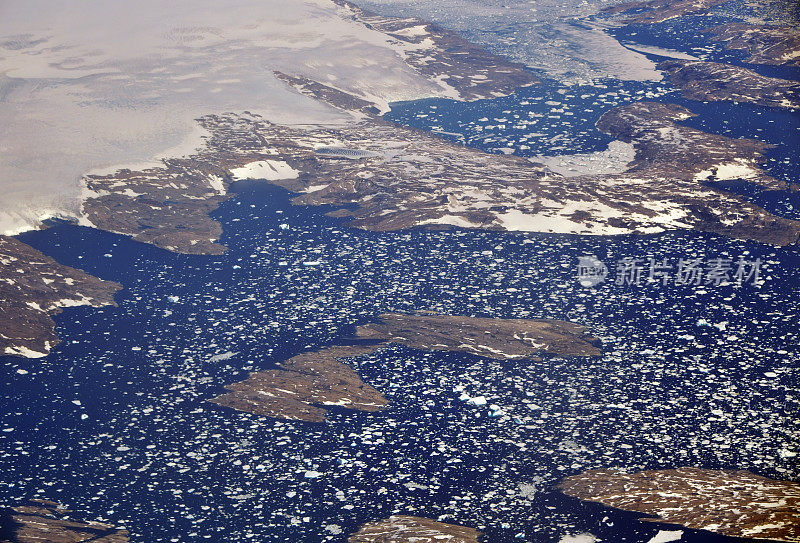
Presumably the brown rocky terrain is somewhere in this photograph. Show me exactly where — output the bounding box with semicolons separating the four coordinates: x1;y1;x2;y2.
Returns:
0;500;129;543
659;59;800;108
601;0;728;24
603;1;799;68
348;515;481;543
591;101;800;245
332;0;537;101
209;313;600;422
79;96;800;255
209;345;389;422
82;154;237;255
558;467;800;542
356;312;602;359
266;98;800;244
705;23;800;67
274;72;384;117
0;236;121;358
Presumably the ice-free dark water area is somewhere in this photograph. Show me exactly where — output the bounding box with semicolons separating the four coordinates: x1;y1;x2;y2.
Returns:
2;9;799;543
387;77;658;156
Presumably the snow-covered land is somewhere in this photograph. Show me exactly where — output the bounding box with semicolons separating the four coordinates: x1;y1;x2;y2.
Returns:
0;0;447;235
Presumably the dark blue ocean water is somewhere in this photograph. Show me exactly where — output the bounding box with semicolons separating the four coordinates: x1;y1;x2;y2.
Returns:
1;10;799;543
3;177;798;542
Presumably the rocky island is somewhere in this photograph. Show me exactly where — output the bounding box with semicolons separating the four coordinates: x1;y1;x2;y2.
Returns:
356;312;602;359
558;467;800;542
348;516;481;543
209;345;389;423
210;313;600;421
601;0;728;24
706;23;800;67
0;500;129;543
659;59;800;109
